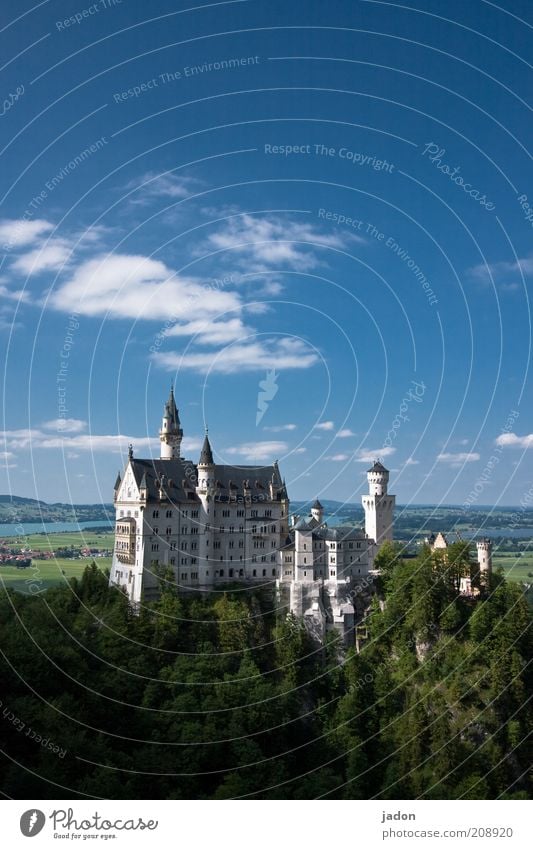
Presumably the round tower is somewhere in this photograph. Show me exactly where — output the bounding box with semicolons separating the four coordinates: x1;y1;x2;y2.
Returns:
159;385;183;459
311;498;324;524
362;460;395;547
367;461;389;496
476;538;492;587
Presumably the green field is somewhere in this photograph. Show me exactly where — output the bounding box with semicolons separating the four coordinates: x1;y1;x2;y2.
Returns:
0;531;114;551
0;556;111;594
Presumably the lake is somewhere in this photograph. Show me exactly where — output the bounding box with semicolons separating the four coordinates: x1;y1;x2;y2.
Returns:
0;520;113;537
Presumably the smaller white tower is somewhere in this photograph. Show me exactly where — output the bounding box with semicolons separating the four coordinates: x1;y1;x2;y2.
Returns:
476;538;492;588
362;460;395;546
311;498;324;525
159;385;183;459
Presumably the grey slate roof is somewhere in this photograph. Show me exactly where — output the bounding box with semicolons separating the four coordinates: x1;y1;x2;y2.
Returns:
129;458;200;502
312;498;324;510
199;433;214;465
368;460;388;473
128;457;284;503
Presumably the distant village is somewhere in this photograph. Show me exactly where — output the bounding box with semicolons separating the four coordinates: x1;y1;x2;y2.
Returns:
0;541;112;569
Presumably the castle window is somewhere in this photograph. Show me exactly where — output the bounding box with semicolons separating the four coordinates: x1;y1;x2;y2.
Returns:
219;569;224;577
229;568;234;578
229;541;234;549
170;557;175;565
270;554;275;562
191;542;197;550
229;526;234;533
253;569;257;577
239;540;244;548
191;572;198;580
251;525;257;534
237;510;244;517
357;542;361;549
191;527;198;535
151;543;159;551
251;510;258;518
153;527;158;535
181;573;188;581
152;510;159;518
262;569;266;576
191;510;199;518
272;569;276;576
166;510;172;518
166;527;171;535
191;557;197;564
330;570;336;577
304;557;307;564
271;525;276;533
304;571;307;577
265;510;272;517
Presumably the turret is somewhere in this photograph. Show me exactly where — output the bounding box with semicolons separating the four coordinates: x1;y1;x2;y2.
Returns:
159;385;183;459
367;460;389;496
311;498;324;524
362;460;395;546
476;538;492;587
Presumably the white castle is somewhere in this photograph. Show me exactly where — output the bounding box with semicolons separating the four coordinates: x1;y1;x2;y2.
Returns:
109;387;398;643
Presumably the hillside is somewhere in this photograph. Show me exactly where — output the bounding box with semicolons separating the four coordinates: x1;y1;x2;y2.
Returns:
0;496;113;524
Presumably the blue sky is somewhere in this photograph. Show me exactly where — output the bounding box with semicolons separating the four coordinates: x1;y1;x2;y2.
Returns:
0;0;532;506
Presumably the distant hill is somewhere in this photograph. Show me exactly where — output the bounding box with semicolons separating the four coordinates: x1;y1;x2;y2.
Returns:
0;497;113;524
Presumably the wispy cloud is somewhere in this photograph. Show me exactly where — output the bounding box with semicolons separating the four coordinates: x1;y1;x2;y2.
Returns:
125;171;201;204
355;446;396;463
263;423;297;432
468;255;533;290
12;239;72;275
225;440;287;461
154;338;318;374
336;428;355;438
436;451;480;464
1;425;200;455
204;213;355;272
404;457;420;466
41;418;87;433
314;421;335;432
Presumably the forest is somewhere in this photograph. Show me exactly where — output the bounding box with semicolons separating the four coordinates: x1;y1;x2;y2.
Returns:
0;544;531;799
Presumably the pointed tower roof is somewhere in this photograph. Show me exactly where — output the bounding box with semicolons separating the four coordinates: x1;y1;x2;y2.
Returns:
114;471;121;490
367;460;388;474
199;431;214;465
163;384;182;433
139;471;148;490
312;498;323;510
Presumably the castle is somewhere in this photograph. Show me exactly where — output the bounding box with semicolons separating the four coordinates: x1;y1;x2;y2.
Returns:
110;387;493;642
109;387;397;643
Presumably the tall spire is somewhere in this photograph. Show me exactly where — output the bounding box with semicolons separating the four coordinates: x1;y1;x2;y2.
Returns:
199;431;214;466
160;383;184;459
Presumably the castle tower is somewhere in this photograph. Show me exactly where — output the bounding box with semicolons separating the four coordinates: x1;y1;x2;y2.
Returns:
311;498;324;524
362;460;395;546
159;385;183;459
196;431;215;585
476;538;492;588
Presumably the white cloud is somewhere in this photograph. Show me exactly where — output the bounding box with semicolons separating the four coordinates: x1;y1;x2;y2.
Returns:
126;171;200;203
1;427;201;455
436;452;480;464
205;213;357;272
314;421;335;431
469;255;533;292
495;432;533;448
12;239;71;275
165;317;252;346
263;423;297;432
0;218;53;249
225;441;287;461
404;457;420;466
155;338;318;374
336;428;355;438
354;446;396;463
49;253;241;320
42;418;87;433
327;453;351;462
